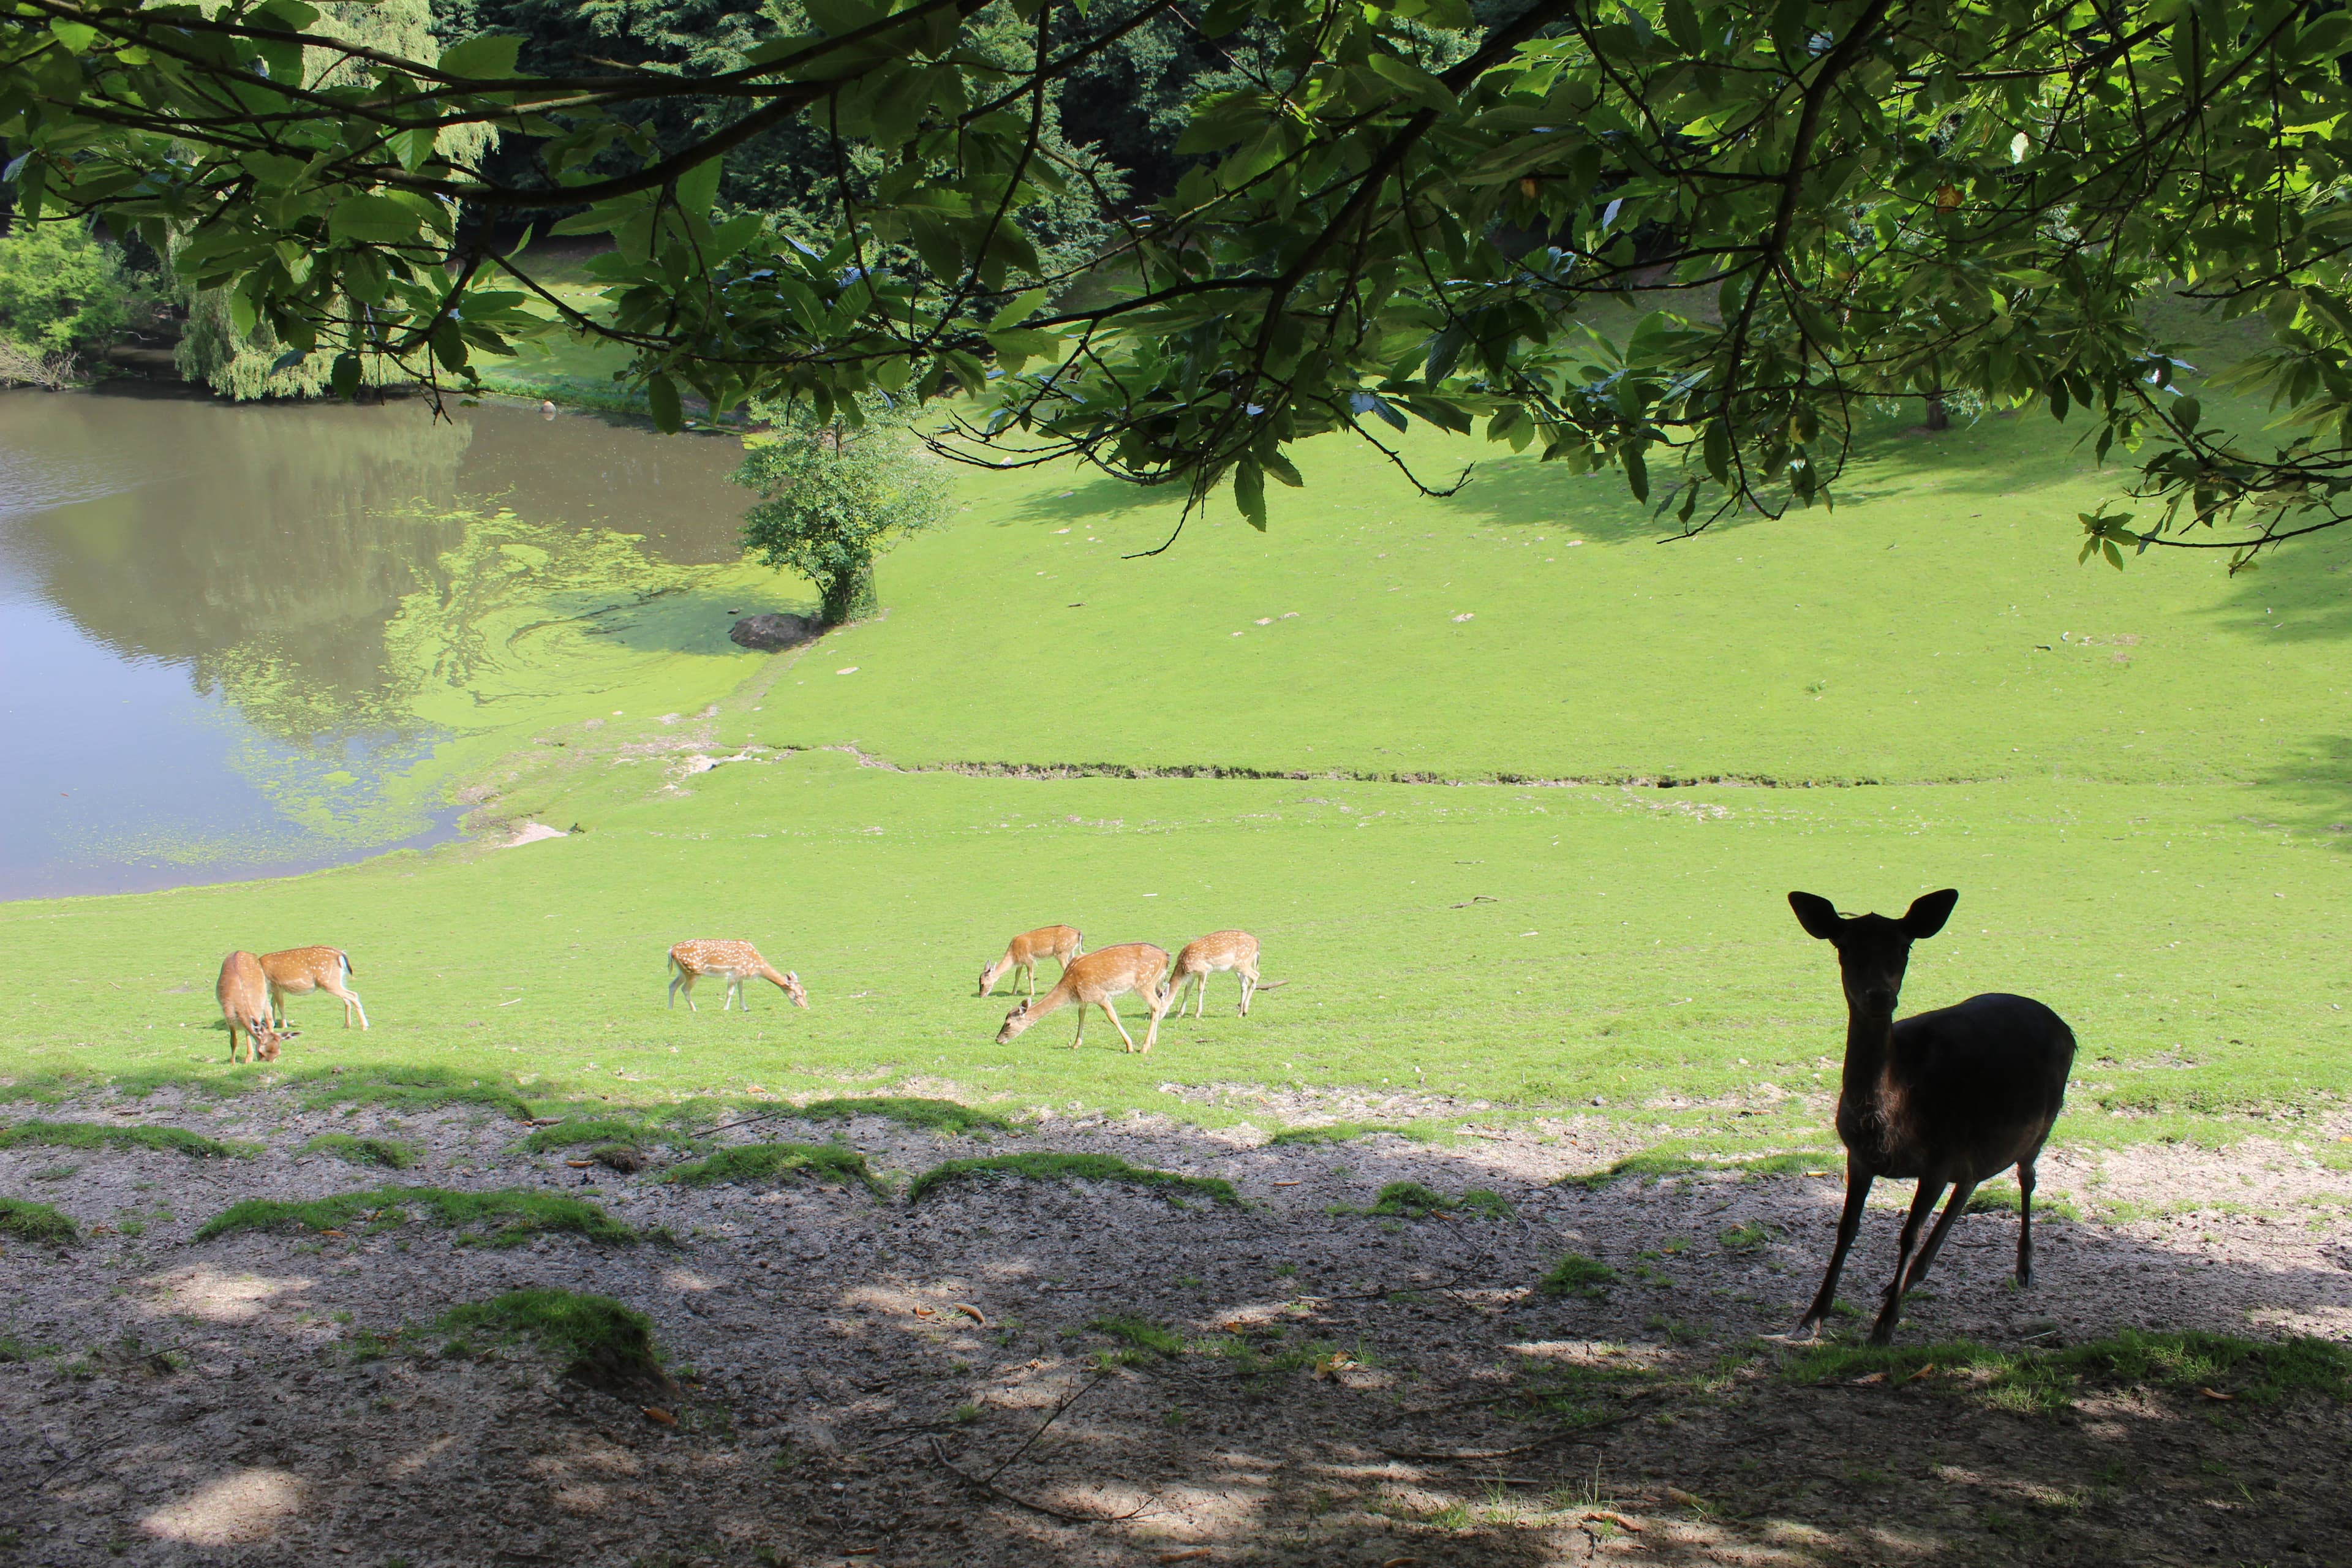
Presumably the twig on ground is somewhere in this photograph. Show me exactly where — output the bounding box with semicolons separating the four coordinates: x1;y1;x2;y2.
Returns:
928;1436;1159;1523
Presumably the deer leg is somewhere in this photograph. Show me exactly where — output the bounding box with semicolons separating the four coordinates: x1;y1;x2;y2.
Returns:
1071;1008;1085;1050
1796;1161;1874;1335
1868;1180;1948;1346
1105;1001;1139;1052
2016;1160;2038;1287
1240;967;1256;1016
325;980;367;1029
682;976;699;1013
1025;964;1036;999
268;986;287;1031
1901;1180;1979;1292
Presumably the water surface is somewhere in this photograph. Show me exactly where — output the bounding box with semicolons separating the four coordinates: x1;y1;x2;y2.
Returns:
0;386;754;899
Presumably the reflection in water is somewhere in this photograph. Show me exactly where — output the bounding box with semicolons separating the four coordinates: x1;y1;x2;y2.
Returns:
0;386;753;899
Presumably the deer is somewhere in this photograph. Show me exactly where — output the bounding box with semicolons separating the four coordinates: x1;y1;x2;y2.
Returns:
667;941;809;1012
260;946;368;1030
978;925;1084;998
216;951;296;1064
1787;888;2076;1345
995;943;1174;1053
1163;930;1276;1018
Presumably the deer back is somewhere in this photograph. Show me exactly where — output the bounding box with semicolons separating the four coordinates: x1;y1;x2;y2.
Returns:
261;946;345;987
1065;943;1169;999
1177;930;1257;973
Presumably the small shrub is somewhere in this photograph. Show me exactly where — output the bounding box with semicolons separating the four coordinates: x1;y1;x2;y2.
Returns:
907;1152;1238;1207
440;1288;671;1392
1539;1253;1618;1299
0;1120;254;1159
195;1186;631;1247
665;1142;877;1191
0;1196;77;1244
302;1133;418;1170
518;1117;648;1153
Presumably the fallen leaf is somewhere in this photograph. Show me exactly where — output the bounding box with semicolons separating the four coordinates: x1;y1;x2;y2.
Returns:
1904;1363;1936;1383
89;1226;114;1235
1271;1180;1302;1188
1581;1510;1642;1532
912;1306;937;1317
1381;1558;1423;1567
320;1229;347;1239
955;1303;987;1326
1665;1485;1706;1509
1851;1371;1888;1386
641;1406;677;1426
566;1159;594;1169
2199;1387;2235;1401
1159;1552;1214;1564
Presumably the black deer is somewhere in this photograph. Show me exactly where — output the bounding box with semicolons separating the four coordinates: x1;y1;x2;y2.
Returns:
1787;889;2076;1344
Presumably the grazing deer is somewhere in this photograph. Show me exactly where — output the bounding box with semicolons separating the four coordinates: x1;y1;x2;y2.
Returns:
216;951;296;1064
978;925;1084;998
667;941;809;1012
996;943;1173;1053
1164;930;1271;1018
260;946;368;1030
1787;889;2076;1345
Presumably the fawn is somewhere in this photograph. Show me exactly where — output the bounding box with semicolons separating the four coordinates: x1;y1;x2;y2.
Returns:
216;951;296;1064
667;941;809;1012
978;925;1084;998
1163;930;1272;1018
260;946;368;1030
996;943;1174;1053
1787;889;2076;1344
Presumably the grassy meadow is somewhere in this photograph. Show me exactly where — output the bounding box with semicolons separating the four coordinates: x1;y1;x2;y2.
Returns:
2;369;2348;1156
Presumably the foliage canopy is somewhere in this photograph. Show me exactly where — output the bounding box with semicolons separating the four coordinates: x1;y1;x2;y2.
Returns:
12;0;2352;563
735;417;955;622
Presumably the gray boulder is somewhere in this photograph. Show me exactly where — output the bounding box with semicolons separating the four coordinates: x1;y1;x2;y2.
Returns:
729;612;821;651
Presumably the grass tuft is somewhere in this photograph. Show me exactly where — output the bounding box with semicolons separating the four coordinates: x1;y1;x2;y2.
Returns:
518;1117;650;1153
0;1120;255;1159
302;1133;418;1169
908;1152;1239;1207
1561;1148;1842;1191
664;1142;877;1191
1539;1253;1618;1299
793;1096;1010;1134
0;1196;78;1244
195;1186;632;1247
440;1287;671;1391
1784;1330;2352;1412
1359;1182;1513;1219
287;1066;536;1121
1092;1316;1183;1360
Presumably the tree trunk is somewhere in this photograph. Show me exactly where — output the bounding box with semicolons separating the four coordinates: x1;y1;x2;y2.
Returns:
1923;386;1950;431
820;556;876;625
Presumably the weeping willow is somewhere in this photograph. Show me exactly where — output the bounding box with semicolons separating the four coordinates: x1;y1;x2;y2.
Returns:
175;0;494;400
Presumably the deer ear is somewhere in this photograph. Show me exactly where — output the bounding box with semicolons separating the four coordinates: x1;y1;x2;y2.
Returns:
1902;888;1959;939
1787;892;1842;941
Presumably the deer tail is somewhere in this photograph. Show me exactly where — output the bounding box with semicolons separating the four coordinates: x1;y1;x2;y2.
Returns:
340;951;355;978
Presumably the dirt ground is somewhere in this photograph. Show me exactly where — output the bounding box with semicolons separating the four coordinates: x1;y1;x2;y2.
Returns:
3;1092;2349;1568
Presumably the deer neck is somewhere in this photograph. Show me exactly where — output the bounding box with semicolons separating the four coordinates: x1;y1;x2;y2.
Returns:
1839;1001;1897;1107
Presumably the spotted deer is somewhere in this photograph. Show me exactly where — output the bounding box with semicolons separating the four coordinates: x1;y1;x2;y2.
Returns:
1163;930;1276;1019
978;925;1084;998
216;951;295;1064
667;940;808;1012
995;943;1174;1053
260;946;368;1030
1787;889;2076;1344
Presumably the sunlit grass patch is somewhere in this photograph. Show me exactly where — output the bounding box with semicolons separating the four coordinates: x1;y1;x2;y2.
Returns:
791;1096;1010;1135
0;1120;255;1159
1346;1182;1513;1219
1560;1147;1843;1191
287;1065;536;1120
0;1196;77;1243
907;1152;1239;1207
301;1133;418;1169
518;1116;654;1153
1091;1315;1183;1363
195;1185;632;1247
1783;1330;2352;1412
663;1141;877;1192
1266;1121;1427;1147
1964;1182;2083;1221
440;1287;672;1391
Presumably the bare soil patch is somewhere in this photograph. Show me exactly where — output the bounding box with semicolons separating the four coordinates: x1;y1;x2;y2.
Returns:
2;1095;2347;1567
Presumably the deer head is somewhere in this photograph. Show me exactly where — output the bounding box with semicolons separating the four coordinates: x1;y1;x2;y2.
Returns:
780;970;809;1009
995;998;1035;1044
1788;888;1959;1020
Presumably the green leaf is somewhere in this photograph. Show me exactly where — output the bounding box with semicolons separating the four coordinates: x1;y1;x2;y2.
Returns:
48;19;99;53
674;157;723;219
438;33;524;80
1264;451;1303;488
1232;459;1267;529
647;372;683;432
330;352;361;401
1366;54;1457;115
328;195;423;246
990;288;1049;330
1662;0;1705;54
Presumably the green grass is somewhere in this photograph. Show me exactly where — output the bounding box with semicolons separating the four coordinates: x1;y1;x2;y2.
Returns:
194;1186;633;1246
906;1152;1240;1206
1562;1148;1846;1190
439;1287;669;1390
301;1133;419;1169
1784;1330;2352;1413
663;1141;877;1191
0;1120;255;1159
1539;1253;1619;1298
1265;1121;1426;1147
1359;1181;1513;1219
792;1096;1010;1134
1;328;2348;1148
519;1117;655;1153
0;1196;77;1243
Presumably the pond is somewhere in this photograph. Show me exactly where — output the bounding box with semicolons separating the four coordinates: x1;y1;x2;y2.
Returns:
0;386;761;901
